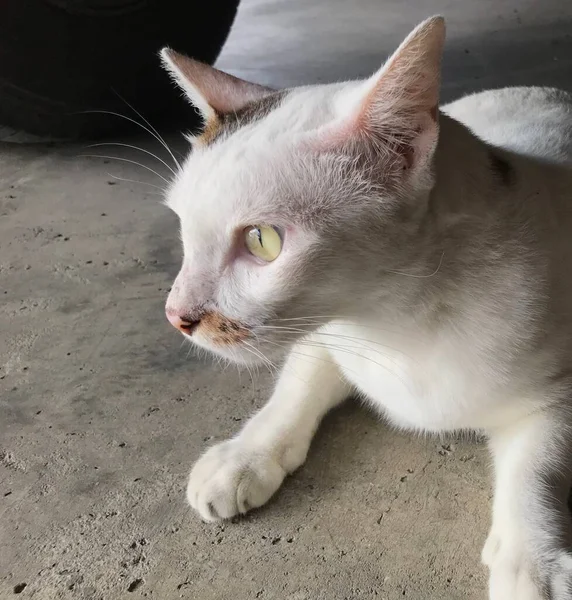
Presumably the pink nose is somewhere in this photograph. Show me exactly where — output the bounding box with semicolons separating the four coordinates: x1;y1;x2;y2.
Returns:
166;311;200;335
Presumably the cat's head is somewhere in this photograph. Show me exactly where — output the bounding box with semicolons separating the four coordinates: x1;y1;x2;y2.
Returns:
162;17;445;364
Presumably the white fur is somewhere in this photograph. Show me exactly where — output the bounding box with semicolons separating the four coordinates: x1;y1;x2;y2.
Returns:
188;344;349;520
163;17;572;600
444;86;572;164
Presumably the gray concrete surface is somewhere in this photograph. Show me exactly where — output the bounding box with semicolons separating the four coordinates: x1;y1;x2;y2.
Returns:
1;1;572;599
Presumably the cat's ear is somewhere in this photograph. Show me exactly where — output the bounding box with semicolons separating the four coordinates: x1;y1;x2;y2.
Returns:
313;16;445;173
160;48;273;122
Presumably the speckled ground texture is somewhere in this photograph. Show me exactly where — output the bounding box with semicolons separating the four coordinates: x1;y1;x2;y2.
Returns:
2;1;572;599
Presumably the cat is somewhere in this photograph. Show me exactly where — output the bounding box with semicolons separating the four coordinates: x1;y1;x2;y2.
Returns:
161;16;572;599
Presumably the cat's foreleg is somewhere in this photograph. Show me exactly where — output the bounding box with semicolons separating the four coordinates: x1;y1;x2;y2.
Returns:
187;340;350;521
484;408;572;600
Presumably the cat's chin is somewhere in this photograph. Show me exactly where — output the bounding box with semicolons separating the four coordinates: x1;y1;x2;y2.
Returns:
194;339;287;367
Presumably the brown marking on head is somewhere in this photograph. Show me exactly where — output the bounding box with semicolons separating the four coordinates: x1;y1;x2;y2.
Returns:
197;91;286;146
199;311;249;345
195;113;222;146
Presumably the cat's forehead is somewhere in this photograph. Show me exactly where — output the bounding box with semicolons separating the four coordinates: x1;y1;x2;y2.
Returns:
207;82;349;143
167;136;282;229
166;82;353;224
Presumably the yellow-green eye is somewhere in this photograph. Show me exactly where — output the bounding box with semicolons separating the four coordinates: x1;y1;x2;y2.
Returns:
244;225;282;262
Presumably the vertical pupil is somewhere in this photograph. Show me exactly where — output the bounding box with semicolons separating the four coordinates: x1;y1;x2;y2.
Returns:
256;228;263;247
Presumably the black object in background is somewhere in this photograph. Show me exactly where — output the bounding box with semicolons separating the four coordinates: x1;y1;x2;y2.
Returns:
0;0;240;139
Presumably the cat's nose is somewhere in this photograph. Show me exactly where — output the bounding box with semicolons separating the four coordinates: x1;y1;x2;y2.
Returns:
166;311;200;335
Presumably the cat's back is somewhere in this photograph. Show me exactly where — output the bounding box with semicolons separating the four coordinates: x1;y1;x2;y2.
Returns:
443;86;572;164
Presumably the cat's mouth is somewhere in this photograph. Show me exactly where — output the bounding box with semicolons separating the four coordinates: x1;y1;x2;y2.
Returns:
168;310;250;345
167;308;303;365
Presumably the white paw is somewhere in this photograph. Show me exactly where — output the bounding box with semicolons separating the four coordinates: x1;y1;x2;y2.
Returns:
187;439;287;521
482;531;545;600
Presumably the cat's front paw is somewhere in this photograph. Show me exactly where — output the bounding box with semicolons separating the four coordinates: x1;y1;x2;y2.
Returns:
483;524;572;600
482;529;557;600
187;439;287;521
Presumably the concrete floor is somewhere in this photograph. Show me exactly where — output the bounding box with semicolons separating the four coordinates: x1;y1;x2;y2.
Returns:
2;1;572;599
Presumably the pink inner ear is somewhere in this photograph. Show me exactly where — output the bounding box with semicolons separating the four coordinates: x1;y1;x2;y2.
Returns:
302;17;444;169
189;67;272;114
161;48;274;116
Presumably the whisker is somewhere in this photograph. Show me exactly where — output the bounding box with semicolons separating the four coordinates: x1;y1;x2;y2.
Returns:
88;142;177;177
78;109;181;172
260;340;332;386
257;325;415;364
242;340;278;375
270;317;429;344
263;339;364;385
247;332;276;382
112;92;183;172
246;347;278;381
106;172;165;192
79;154;171;184
388;251;444;279
291;339;412;392
292;336;401;368
276;315;347;322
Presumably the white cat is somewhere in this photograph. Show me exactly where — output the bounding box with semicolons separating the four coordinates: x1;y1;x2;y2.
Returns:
161;17;572;599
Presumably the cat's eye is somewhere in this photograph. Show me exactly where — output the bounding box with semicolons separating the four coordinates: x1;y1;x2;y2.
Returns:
244;225;282;262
